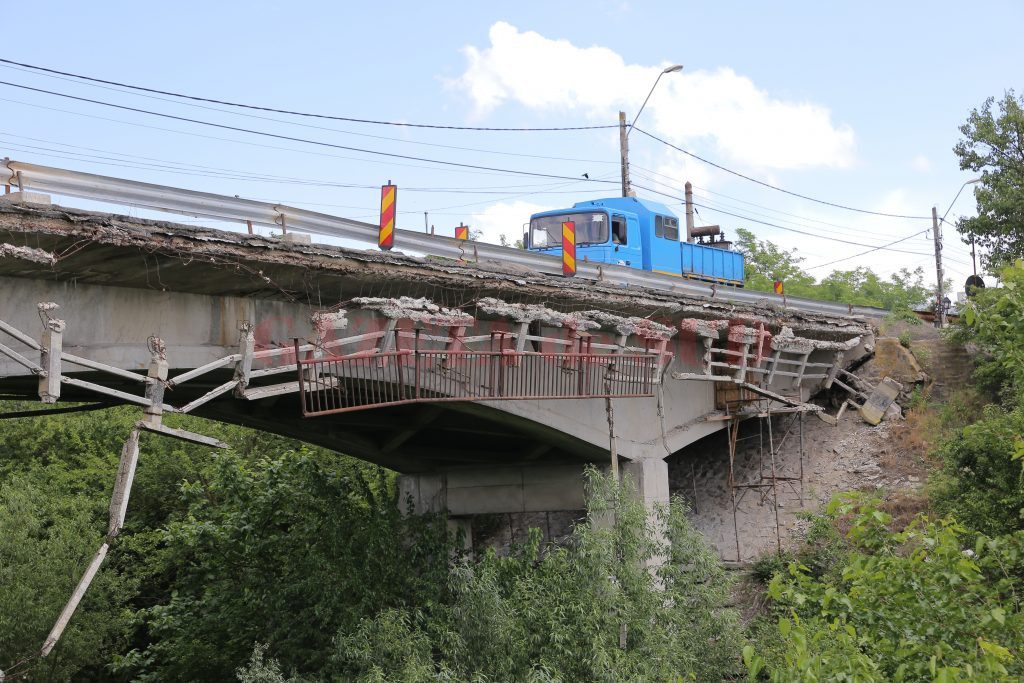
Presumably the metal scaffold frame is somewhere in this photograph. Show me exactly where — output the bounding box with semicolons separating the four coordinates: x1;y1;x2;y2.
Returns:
722;398;811;563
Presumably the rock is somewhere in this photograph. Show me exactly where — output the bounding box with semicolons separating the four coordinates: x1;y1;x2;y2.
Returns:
884;403;903;421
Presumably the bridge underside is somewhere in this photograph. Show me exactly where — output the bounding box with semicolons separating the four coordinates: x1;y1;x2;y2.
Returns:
0;369;610;473
1;201;874;526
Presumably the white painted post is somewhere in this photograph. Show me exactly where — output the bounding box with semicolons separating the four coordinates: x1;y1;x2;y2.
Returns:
142;342;168;427
107;429;141;538
37;314;64;404
233;322;254;398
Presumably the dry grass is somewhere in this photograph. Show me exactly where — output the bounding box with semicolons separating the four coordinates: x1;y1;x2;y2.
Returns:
880;489;931;532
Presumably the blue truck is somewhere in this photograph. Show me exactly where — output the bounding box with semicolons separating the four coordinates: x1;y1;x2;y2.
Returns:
526;196;745;286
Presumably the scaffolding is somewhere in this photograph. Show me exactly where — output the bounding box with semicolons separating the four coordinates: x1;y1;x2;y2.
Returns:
671;318;861;563
720;394;813;562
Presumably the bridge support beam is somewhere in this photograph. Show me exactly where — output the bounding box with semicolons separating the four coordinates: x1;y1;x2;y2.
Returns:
397;457;672;554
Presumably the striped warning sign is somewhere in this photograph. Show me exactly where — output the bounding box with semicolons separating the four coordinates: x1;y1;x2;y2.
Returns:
455;224;469;240
379;184;397;250
773;280;784;295
562;221;576;276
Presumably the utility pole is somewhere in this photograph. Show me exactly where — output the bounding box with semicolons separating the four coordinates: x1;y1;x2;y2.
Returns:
618;111;631;197
684;181;695;242
932;206;946;328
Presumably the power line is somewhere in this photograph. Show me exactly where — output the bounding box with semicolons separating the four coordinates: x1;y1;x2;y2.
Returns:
0;57;618;132
0;95;590;178
0;80;624;184
0;133;609;194
629;167;913;242
0;61;620;166
629;181;935;258
632;126;933;220
804;228;932;270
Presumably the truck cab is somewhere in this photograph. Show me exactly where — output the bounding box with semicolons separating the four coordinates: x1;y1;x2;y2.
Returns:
527;200;643;270
526;196;744;286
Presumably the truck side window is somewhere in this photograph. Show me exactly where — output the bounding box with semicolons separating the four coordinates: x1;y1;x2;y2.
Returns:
664;216;679;241
612;217;627;245
655;215;664;238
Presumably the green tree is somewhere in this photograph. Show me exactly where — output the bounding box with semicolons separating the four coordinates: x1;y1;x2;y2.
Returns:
735;228;818;295
954;91;1024;269
115;450;449;682
955;261;1024;401
332;471;743;682
0;474;135;682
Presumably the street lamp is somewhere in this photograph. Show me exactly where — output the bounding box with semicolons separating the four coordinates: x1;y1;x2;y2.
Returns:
619;64;683;197
940;177;982;276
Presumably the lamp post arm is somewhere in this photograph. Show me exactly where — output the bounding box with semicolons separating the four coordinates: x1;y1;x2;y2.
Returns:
628;72;665;136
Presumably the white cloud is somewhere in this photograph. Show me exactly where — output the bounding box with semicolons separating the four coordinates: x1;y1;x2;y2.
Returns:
453;22;855;171
464;200;552;245
911;154;932;172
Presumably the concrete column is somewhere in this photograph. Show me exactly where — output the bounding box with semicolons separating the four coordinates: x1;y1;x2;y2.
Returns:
622;457;671;570
621;457;670;510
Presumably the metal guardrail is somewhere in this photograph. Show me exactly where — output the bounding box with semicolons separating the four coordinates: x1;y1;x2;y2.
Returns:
2;160;888;319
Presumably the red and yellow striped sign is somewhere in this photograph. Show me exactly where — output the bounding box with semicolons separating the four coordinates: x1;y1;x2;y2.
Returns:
562;220;576;276
455;224;469;240
378;184;397;250
773;280;784;295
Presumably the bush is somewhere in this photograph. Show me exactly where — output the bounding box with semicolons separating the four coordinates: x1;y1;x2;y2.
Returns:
331;471;743;682
747;493;1024;680
931;403;1024;535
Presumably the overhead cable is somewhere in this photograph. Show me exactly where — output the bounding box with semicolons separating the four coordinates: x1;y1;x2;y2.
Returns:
0;80;621;184
629;182;933;258
0;58;617;131
632;127;933;220
805;229;932;270
0;60;620;165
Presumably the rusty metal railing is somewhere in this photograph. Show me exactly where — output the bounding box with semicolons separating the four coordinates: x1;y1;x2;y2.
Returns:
295;335;656;416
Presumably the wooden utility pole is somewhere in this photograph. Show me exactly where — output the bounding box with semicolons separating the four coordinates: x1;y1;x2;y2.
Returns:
684;181;695;242
618;111;631;198
932;206;946;328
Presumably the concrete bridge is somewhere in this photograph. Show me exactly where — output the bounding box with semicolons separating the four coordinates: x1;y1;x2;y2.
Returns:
0;194;874;548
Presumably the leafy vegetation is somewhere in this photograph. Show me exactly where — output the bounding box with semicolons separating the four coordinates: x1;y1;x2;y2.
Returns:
0;403;739;681
747;243;1024;679
749;495;1024;680
955;260;1024;402
735;228;932;312
954;91;1024;269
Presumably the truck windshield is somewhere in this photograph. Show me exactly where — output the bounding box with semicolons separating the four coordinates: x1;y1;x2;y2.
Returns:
529;212;608;248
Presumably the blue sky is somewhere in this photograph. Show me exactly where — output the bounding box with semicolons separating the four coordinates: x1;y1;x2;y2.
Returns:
3;1;1021;294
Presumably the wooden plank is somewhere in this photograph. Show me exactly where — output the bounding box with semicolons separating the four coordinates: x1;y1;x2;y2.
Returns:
137;421;229;448
60;376;152;407
0;339;43;373
168;354;240;387
61;352;148;383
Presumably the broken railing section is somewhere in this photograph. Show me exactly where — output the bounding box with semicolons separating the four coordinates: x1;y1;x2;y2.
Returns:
0;304;234;660
295;298;676;416
672;318;861;391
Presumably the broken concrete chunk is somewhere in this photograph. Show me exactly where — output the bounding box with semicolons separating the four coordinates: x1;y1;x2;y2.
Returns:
0;242;56;265
859;376;903;426
353;296;474;327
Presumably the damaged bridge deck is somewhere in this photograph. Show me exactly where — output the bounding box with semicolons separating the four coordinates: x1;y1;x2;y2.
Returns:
0;200;873;475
